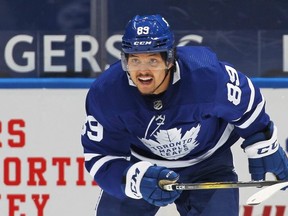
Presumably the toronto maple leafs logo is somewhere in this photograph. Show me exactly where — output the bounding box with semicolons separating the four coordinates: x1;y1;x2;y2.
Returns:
139;124;201;160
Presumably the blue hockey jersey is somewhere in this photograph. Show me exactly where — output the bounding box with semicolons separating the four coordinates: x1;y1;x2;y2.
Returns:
81;46;270;198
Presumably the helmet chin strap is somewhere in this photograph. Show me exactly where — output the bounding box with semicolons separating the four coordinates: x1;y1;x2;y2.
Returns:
149;68;170;95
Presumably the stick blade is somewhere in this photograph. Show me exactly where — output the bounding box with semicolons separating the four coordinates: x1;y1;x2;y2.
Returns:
246;182;288;205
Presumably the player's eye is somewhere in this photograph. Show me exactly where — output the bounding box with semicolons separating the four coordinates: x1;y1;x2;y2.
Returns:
148;58;160;67
129;58;140;66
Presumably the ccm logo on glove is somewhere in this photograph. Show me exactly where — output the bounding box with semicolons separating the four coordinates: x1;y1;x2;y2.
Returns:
257;142;278;155
244;124;279;159
124;161;152;199
130;168;141;197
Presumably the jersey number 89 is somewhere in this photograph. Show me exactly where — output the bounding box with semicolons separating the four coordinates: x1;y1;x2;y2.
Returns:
225;65;241;105
82;115;103;142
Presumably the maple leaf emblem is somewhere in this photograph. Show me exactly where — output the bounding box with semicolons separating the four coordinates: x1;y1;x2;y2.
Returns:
139;124;201;160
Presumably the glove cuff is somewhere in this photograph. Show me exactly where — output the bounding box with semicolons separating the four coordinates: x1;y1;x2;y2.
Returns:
124;161;152;199
244;125;279;158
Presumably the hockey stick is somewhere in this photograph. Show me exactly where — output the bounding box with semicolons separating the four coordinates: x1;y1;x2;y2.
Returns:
160;180;288;205
160;180;287;191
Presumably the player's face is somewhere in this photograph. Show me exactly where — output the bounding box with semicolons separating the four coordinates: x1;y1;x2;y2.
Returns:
127;53;171;95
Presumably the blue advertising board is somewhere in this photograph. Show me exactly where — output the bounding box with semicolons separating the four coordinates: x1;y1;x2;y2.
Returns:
0;0;288;78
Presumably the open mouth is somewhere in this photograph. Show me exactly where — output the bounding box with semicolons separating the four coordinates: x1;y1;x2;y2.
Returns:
138;76;153;85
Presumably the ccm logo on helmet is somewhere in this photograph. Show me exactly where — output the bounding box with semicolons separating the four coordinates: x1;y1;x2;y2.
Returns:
133;41;152;45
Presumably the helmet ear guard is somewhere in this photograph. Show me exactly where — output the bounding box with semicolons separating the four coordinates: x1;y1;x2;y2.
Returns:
166;49;175;67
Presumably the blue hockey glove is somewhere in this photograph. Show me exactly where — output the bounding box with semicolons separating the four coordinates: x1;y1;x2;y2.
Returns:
123;161;181;206
140;165;181;206
241;122;288;181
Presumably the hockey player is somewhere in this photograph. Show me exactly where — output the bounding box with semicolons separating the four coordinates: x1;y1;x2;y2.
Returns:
81;14;288;216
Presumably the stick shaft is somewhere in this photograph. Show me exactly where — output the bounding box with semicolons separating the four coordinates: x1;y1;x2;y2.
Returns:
162;180;285;191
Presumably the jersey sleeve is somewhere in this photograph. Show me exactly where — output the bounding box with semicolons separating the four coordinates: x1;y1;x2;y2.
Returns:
81;84;132;199
212;61;270;138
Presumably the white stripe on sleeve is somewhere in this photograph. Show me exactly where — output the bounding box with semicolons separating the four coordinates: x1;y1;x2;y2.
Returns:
86;154;129;177
236;95;265;129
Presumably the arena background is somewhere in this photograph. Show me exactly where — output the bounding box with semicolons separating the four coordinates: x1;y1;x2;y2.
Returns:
1;1;288;215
